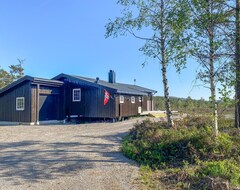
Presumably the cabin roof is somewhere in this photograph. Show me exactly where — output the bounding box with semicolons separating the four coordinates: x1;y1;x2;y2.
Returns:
0;73;157;96
53;73;157;96
0;75;64;95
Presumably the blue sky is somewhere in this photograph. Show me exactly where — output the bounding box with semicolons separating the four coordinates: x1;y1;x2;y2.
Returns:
0;0;210;99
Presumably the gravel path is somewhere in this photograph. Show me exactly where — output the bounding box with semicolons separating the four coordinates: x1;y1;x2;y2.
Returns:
0;118;145;190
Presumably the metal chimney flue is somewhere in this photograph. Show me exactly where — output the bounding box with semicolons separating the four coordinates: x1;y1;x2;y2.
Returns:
108;70;116;83
95;77;99;83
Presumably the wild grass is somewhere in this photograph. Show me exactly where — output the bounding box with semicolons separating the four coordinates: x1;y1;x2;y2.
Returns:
122;116;240;189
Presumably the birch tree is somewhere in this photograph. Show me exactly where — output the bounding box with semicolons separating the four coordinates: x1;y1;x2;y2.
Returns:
188;0;233;136
105;0;190;128
235;0;240;128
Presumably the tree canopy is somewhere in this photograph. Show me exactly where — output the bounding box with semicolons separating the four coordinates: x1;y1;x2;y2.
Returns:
106;0;190;127
0;59;25;89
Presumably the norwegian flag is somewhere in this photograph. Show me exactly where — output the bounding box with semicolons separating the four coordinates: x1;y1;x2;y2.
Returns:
104;89;110;106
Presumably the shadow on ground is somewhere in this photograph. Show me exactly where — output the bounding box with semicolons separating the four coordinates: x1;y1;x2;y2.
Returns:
0;131;133;185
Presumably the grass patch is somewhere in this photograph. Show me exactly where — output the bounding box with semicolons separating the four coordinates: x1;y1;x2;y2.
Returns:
122;117;240;189
198;160;240;186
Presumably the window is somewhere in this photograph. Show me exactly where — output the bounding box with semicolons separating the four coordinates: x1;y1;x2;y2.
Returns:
131;96;135;103
73;89;81;102
120;95;124;103
139;97;142;102
16;97;25;111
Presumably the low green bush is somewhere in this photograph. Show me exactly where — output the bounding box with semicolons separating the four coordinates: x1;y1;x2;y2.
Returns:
175;115;212;129
197;160;240;186
125;118;240;189
122;118;240;168
218;117;234;129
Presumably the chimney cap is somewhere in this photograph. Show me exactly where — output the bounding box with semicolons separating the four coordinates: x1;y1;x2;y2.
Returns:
95;77;99;83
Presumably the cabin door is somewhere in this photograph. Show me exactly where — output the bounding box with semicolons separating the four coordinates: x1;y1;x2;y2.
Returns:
39;94;59;121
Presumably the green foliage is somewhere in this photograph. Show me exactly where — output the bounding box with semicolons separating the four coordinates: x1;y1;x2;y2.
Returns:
215;133;233;155
106;0;192;127
153;95;235;116
123;120;211;168
175;115;212;128
198;160;240;186
159;159;240;189
153;96;212;113
187;0;234;135
188;0;233;83
106;0;191;66
139;166;158;189
9;59;24;81
0;59;25;89
0;67;13;89
122;118;240;188
218;117;235;129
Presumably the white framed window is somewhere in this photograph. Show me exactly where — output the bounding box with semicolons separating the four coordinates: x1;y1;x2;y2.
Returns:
73;88;81;102
131;96;135;104
16;97;25;111
139;97;142;102
120;95;124;103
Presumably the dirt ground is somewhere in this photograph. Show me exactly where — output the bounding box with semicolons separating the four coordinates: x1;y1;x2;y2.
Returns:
0;118;146;190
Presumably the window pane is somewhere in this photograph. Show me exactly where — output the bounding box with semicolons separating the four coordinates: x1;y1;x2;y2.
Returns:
16;97;24;111
120;95;124;103
131;96;135;103
73;89;81;101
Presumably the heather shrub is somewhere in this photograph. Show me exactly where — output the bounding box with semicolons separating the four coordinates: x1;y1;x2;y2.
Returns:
125;117;240;189
197;160;240;186
122;118;240;168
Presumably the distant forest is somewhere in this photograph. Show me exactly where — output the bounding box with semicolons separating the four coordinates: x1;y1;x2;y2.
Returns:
153;96;234;115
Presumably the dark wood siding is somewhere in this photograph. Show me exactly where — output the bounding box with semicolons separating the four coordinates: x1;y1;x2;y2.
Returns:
39;94;60;120
83;88;115;118
64;84;84;117
0;82;31;122
31;85;36;122
115;94;145;117
142;96;148;111
31;85;64;122
147;94;153;111
65;85;116;118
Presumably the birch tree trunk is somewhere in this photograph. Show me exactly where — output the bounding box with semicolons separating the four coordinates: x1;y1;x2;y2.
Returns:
161;62;174;128
160;0;174;128
208;0;218;136
105;0;189;129
209;57;218;136
235;0;240;129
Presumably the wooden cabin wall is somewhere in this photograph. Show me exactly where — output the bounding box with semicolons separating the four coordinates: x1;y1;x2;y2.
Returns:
147;94;153;111
31;85;64;122
83;88;116;118
0;82;31;122
142;96;148;111
65;85;116;119
64;84;84;117
115;94;144;118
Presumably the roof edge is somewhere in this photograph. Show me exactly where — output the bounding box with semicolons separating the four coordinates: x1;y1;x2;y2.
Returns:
53;73;157;94
0;75;64;95
52;73;118;90
0;75;34;95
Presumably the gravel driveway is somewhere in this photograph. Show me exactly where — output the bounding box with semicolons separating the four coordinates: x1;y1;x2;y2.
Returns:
0;118;145;190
